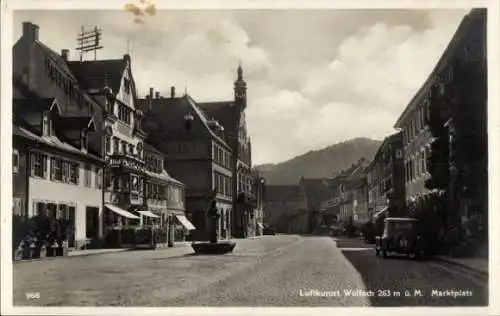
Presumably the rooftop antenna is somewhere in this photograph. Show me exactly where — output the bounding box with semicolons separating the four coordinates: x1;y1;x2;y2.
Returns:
76;25;103;61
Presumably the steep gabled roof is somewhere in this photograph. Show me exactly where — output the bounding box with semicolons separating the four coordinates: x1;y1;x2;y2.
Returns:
35;42;78;82
68;59;126;94
13;97;60;117
197;101;236;139
143;95;231;150
56;116;96;132
368;132;402;168
13;124;103;163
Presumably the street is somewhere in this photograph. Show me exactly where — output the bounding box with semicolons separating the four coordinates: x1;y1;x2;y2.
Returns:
13;235;487;307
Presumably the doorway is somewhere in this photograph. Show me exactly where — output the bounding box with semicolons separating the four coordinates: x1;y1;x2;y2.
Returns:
86;206;100;239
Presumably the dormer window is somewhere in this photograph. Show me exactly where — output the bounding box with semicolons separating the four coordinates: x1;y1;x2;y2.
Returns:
42;112;49;136
81;129;88;151
124;78;130;94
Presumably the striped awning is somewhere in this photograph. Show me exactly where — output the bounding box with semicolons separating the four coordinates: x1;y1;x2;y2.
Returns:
105;204;140;219
174;214;196;230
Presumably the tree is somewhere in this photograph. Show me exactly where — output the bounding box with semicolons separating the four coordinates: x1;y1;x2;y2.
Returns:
425;82;451;191
449;58;488;238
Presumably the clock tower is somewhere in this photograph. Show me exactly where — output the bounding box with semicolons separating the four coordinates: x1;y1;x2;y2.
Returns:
234;61;247;110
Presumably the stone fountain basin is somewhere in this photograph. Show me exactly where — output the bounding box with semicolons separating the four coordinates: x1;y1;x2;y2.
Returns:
191;241;236;255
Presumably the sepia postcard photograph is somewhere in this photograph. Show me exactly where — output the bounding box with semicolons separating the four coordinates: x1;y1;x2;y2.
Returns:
0;0;498;315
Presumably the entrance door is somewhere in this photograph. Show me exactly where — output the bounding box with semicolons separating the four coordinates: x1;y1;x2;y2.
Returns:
86;207;99;239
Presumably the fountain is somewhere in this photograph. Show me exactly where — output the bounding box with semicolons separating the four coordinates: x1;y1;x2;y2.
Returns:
191;195;236;255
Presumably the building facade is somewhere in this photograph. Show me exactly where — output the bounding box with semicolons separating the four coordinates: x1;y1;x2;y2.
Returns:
263;185;304;234
13;22;105;156
143;143;189;244
67;54;153;231
298;177;334;233
251;170;266;237
140;89;231;241
13;98;104;249
197;64;254;238
366;132;406;219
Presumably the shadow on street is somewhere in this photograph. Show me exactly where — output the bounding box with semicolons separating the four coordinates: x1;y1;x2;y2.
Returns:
335;238;488;307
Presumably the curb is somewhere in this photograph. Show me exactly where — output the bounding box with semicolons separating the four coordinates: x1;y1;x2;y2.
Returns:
13;244;192;263
435;256;488;276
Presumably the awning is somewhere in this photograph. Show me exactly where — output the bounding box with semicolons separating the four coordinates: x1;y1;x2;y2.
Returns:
105;204;140;219
174;214;196;230
257;223;264;229
373;207;388;219
138;210;160;218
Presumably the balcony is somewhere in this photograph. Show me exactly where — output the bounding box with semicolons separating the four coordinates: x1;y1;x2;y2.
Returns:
108;154;145;172
105;191;143;207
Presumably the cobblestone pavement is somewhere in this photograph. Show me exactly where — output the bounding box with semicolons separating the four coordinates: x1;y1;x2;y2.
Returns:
13;235;488;307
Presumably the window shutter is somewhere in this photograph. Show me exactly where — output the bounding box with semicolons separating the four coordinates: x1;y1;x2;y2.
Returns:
75;163;80;184
30;152;35;176
42;155;48;178
62;161;68;182
50;157;55;180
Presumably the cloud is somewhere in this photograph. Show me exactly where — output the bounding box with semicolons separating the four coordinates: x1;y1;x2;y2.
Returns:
12;9;468;164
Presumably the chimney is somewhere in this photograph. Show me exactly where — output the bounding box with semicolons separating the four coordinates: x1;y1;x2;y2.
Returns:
170;86;175;98
155;91;160;99
22;22;39;42
61;49;69;61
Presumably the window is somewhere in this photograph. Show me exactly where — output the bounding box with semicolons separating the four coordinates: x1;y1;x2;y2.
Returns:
43;114;49;135
113;137;119;154
50;157;63;181
395;149;403;159
130;175;139;192
124;78;130;94
128;144;134;155
121;141;127;154
95;167;102;189
214;172;219;192
118;104;131;125
137;143;143;159
13;197;22;216
84;164;92;187
416;110;421;132
13;150;19;174
105;136;111;154
69;162;79;184
425;146;431;172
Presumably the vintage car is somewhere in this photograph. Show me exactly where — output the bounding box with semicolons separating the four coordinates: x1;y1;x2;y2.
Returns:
375;217;422;260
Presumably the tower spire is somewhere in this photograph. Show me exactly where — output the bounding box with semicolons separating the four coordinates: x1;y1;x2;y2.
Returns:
237;60;243;81
234;61;247;109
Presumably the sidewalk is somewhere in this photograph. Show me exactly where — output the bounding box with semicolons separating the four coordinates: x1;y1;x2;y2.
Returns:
436;256;488;275
68;241;193;258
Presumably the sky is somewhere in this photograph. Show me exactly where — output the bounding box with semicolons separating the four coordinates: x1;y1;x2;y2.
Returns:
13;8;469;165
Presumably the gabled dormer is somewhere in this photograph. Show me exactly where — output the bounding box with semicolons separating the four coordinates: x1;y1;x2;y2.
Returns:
13;98;61;136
